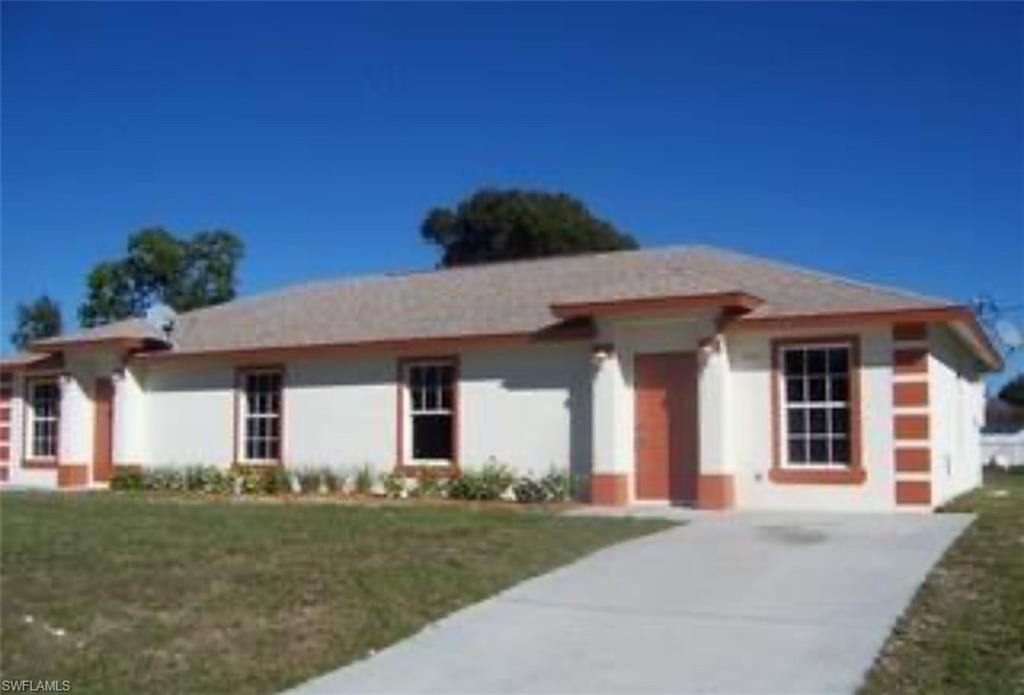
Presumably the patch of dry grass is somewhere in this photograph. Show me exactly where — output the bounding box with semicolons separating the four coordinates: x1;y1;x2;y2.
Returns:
0;493;671;694
860;472;1024;695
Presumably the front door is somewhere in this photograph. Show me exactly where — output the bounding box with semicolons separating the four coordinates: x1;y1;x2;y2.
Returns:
634;351;699;503
93;378;114;482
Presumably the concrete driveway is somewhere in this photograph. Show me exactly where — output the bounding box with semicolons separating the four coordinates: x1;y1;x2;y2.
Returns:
287;510;970;695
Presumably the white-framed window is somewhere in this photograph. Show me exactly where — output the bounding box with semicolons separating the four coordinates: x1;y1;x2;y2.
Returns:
779;343;853;467
240;369;282;462
28;378;60;460
405;360;455;464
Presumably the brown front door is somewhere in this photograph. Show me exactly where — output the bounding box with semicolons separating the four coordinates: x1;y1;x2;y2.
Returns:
634;352;699;503
93;378;114;482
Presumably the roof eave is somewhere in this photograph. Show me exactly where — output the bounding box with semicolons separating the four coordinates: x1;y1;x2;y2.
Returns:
731;305;1003;372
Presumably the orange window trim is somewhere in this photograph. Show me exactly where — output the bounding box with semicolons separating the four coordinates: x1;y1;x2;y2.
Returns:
394;355;460;476
233;365;286;465
769;335;864;485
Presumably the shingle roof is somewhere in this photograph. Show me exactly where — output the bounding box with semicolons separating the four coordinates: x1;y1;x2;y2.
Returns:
31;317;167;349
150;244;954;354
27;245;968;358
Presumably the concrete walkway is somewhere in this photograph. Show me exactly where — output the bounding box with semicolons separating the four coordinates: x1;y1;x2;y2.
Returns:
287;510;971;695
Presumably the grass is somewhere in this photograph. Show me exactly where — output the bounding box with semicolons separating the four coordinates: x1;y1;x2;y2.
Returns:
0;493;672;694
860;471;1024;695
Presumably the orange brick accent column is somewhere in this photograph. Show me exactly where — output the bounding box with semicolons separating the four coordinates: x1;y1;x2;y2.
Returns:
0;372;11;468
590;473;630;506
57;464;89;488
696;474;735;509
892;323;931;507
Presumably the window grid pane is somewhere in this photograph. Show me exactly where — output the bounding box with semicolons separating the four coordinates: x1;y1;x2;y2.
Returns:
408;363;455;461
781;345;852;467
243;371;282;461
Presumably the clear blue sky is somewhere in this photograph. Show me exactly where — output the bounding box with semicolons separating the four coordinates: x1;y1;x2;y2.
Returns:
2;2;1022;385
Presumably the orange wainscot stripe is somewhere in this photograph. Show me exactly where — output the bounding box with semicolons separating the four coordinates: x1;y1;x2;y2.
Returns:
892;323;928;341
590;473;630;506
893;381;929;407
57;464;90;488
893;349;929;375
895;414;930;440
895;480;931;506
895;447;931;473
696;474;735;509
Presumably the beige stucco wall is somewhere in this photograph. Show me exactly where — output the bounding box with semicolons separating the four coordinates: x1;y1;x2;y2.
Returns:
727;324;899;512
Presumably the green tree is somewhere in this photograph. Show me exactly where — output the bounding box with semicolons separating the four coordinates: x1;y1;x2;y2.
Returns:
999;375;1024;407
79;227;244;327
421;188;638;267
11;295;62;350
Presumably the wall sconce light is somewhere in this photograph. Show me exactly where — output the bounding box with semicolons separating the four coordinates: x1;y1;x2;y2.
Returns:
590;343;614;367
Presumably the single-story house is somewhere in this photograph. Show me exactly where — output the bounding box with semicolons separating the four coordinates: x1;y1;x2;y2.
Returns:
0;245;1001;510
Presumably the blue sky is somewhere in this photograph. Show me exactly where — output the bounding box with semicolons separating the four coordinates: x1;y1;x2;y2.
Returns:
2;2;1022;385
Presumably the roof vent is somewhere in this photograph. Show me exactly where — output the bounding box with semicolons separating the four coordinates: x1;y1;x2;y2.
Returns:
144;303;177;341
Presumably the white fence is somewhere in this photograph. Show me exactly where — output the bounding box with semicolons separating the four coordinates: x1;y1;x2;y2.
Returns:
982;431;1024;468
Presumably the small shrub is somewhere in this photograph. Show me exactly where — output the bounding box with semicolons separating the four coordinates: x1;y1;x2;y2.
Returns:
145;468;186;492
540;469;570;502
110;467;144;491
413;470;445;498
184;465;231;494
512;476;547;503
446;461;514;501
380;470;406;498
354;464;374;495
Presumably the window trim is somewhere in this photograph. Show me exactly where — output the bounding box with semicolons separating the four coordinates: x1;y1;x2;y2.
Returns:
396;356;459;475
23;375;61;467
769;336;865;485
234;365;285;465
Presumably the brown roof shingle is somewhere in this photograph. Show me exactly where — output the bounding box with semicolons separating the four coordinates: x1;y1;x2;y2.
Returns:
157;244;953;354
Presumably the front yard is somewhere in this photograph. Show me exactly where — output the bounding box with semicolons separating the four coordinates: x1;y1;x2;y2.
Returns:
0;493;671;694
861;472;1024;694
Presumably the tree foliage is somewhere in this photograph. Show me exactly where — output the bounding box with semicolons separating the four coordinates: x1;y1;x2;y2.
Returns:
11;295;62;350
79;227;244;327
421;188;638;267
999;375;1024;407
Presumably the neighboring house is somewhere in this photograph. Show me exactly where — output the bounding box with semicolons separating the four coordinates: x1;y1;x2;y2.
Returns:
982;397;1024;468
0;245;1000;510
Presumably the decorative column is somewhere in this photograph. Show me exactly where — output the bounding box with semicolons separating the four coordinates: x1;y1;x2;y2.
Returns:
892;323;932;506
696;334;735;509
590;343;629;505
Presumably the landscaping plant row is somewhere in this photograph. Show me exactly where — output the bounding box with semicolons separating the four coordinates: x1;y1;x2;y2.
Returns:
109;461;583;504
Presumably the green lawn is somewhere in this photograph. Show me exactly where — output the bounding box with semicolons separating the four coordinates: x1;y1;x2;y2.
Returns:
0;493;671;694
861;472;1024;695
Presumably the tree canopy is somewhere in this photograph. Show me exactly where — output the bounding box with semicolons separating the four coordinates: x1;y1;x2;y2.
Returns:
79;227;244;327
999;374;1024;407
11;295;62;350
421;188;638;267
